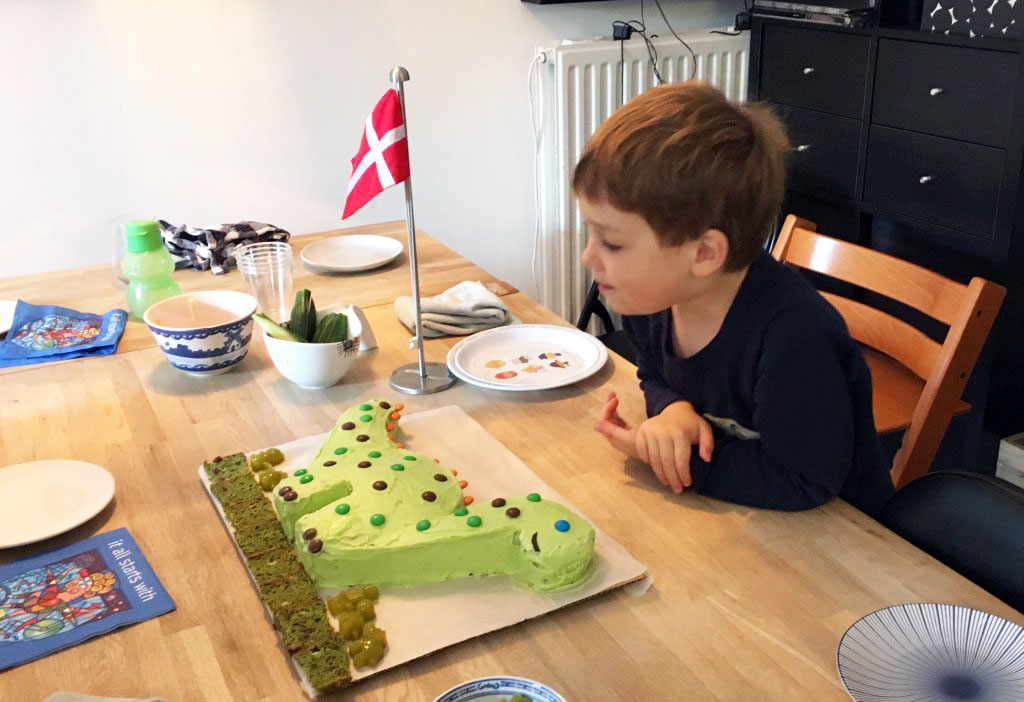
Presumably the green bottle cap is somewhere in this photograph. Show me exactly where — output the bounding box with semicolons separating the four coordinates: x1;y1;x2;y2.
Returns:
124;220;163;253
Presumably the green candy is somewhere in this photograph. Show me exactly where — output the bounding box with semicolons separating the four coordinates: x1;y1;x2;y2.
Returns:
467;516;482;528
295;469;308;476
334;447;348;455
370;514;385;526
359;415;373;423
335;503;351;515
359;404;373;411
368;451;382;458
300;474;313;484
416;520;430;531
390;464;405;472
453;506;468;517
527;493;541;502
404;456;417;461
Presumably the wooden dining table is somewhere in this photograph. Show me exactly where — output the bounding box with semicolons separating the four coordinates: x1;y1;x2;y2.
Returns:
0;223;1020;702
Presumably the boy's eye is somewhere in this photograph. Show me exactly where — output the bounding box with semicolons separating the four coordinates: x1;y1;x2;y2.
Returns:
600;239;622;252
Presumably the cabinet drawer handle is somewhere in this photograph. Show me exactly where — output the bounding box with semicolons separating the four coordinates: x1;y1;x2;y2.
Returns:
802;66;816;75
929;87;944;96
919;175;933;184
796;144;812;152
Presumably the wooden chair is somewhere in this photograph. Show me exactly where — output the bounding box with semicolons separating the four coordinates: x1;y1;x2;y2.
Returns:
771;215;1006;488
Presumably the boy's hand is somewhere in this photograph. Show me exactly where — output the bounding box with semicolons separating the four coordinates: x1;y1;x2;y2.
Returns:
636;401;714;494
594;391;639;459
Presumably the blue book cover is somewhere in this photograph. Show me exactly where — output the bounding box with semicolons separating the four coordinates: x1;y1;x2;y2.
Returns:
0;528;175;671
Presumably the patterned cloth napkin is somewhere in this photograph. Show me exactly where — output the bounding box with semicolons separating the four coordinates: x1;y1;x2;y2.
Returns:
0;301;127;368
394;281;511;337
159;220;290;275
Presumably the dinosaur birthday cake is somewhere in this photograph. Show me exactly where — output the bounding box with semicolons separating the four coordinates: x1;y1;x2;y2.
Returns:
273;399;595;591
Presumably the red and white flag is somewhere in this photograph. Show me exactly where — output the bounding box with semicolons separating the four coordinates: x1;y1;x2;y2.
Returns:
342;89;410;219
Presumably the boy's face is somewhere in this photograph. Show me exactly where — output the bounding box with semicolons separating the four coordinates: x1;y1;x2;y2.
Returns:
578;195;706;316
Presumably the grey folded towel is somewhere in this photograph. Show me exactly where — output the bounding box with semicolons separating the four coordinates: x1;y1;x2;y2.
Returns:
395;281;511;337
45;693;165;702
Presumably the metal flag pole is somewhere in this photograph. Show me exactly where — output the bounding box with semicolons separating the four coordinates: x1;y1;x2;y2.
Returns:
388;65;457;395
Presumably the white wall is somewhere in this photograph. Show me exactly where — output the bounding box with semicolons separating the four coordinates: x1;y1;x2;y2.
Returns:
0;0;735;297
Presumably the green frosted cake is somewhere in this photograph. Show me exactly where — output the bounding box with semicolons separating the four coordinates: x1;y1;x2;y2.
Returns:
272;399;595;591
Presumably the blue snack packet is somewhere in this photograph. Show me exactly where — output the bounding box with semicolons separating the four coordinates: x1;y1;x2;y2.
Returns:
0;300;127;368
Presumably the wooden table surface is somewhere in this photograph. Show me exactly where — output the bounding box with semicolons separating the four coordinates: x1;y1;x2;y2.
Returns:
0;220;515;361
1;234;1020;702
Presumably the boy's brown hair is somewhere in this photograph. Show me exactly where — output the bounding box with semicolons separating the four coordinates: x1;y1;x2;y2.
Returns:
573;82;790;270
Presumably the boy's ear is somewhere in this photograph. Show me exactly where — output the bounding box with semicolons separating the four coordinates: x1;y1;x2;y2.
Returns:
692;228;730;276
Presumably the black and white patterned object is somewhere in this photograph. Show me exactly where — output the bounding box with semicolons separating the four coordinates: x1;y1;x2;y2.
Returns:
159;220;291;275
922;0;1021;38
837;603;1024;702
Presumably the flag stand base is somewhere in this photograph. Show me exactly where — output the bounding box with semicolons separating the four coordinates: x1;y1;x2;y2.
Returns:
389;362;457;395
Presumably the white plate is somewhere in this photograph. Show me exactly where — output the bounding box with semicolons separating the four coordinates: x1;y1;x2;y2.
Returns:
300;235;404;272
0;299;16;335
0;460;115;548
837;603;1024;702
446;324;608;391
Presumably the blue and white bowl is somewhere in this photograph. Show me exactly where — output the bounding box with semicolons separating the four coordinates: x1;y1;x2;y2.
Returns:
144;290;257;377
433;676;566;702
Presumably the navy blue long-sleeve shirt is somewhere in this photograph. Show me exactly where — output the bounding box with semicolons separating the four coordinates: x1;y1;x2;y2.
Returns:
622;253;894;516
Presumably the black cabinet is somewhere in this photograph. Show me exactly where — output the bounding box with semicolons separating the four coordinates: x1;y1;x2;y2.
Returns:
749;18;1024;471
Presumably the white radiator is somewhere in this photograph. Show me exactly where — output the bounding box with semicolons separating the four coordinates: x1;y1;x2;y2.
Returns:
536;28;751;323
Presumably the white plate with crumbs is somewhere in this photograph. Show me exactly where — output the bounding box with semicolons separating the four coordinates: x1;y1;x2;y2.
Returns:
0;460;115;548
447;324;608;391
301;235;404;273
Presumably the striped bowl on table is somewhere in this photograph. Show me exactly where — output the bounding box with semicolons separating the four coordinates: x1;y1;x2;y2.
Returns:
433;676;566;702
837;603;1024;702
143;290;257;377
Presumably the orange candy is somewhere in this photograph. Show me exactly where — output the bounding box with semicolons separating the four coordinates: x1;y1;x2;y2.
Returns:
395;443;405;449
450;469;458;476
434;458;440;463
395;403;405;411
389;411;401;421
458;480;468;489
463;496;474;505
387;434;396;441
386;423;395;432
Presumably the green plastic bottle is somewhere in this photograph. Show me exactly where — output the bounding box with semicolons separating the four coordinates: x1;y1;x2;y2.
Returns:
121;220;181;319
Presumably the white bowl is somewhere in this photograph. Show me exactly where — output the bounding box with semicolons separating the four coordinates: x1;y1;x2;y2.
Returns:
433;676;566;702
263;303;363;389
143;290;257;377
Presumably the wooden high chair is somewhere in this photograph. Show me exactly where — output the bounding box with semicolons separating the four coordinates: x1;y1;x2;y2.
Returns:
771;215;1006;489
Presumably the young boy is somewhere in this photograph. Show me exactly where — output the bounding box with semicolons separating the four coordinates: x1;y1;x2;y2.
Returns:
576;82;894;516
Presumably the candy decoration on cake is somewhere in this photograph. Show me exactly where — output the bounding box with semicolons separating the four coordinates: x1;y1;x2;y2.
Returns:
272;399;596;592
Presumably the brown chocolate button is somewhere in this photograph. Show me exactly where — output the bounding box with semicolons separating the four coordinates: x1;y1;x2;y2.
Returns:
357;434;369;442
283;491;297;502
308;539;323;553
358;461;372;468
323;460;336;467
278;486;291;496
506;507;521;518
491;498;506;508
213;456;223;463
422;491;437;502
302;528;317;540
341;422;355;430
373;480;387;490
380;401;391;409
433;473;448;482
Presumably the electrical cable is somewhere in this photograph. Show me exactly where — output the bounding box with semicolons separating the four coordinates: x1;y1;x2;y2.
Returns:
650;0;698;80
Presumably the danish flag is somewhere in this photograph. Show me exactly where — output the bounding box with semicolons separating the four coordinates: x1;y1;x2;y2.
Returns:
342;89;410;219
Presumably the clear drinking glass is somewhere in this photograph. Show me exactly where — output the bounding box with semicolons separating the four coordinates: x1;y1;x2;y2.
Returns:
237;242;294;323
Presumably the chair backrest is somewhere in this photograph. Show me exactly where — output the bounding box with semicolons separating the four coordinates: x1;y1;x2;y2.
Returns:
880;471;1024;612
772;215;1005;487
